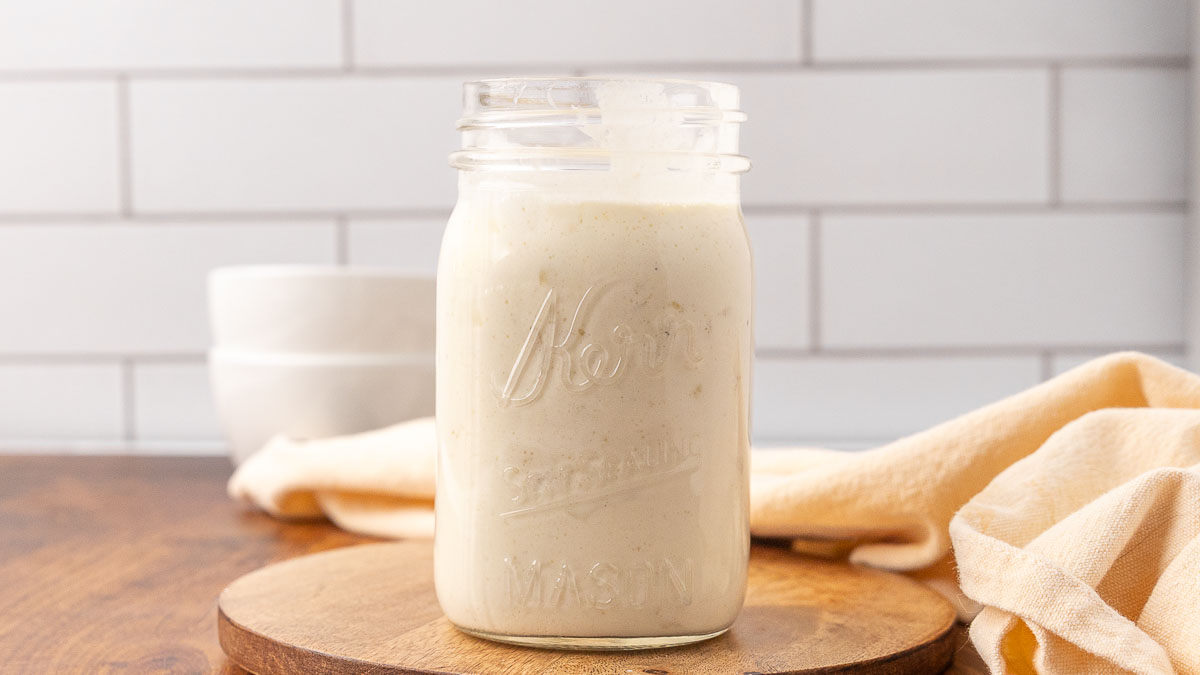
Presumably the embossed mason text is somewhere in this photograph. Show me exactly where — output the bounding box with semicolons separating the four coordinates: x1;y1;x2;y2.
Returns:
503;557;695;610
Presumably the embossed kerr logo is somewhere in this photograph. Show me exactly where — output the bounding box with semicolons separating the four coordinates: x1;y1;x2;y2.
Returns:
494;281;702;407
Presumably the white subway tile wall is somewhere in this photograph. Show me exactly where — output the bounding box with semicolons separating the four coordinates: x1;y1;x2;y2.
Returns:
0;223;337;354
811;0;1189;61
132;361;222;445
820;212;1185;348
0;1;343;71
733;70;1052;206
353;0;802;67
747;215;812;350
0;363;124;444
345;219;447;273
754;355;1044;446
0;82;120;213
129;78;462;212
1049;349;1186;377
0;1;1187;453
1060;68;1189;203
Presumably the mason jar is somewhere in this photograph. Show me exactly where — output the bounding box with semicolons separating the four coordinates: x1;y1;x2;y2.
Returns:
434;77;752;649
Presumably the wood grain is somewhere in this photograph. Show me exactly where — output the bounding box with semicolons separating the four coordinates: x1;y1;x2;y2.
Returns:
0;456;373;674
0;456;988;674
218;541;957;674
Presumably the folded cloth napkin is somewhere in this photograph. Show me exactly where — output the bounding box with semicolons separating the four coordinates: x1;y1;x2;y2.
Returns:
228;352;1200;674
228;420;436;538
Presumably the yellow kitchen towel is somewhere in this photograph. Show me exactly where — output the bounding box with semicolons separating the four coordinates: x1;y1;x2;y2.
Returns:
228;352;1200;674
228;419;436;538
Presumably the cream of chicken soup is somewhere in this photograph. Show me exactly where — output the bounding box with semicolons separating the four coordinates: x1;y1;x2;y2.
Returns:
435;79;752;649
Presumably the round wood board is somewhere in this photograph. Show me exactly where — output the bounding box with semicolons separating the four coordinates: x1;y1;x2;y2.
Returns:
218;541;956;675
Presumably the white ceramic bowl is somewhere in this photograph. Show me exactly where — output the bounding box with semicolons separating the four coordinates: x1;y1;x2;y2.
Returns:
210;349;435;464
208;266;435;354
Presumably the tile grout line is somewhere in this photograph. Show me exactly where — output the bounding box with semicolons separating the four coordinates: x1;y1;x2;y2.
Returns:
335;215;349;264
0;209;455;224
0;57;1186;82
341;0;355;71
1039;351;1055;381
0;440;226;454
757;343;1186;359
808;211;822;350
0;354;208;364
121;358;137;442
0;202;1186;224
117;75;134;216
0;344;1183;365
743;201;1188;215
1047;64;1062;206
800;0;813;65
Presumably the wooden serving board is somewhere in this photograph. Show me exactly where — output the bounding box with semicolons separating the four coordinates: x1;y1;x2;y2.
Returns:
218;541;957;674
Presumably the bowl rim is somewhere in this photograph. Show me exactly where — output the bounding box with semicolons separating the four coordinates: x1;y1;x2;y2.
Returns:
209;265;436;283
209;348;434;367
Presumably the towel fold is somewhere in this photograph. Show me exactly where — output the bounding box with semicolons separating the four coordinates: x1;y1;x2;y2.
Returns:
227;419;436;538
228;352;1200;674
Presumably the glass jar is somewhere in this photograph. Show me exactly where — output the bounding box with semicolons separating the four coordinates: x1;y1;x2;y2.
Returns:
434;77;752;650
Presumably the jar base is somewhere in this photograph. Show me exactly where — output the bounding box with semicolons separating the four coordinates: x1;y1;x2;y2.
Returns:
453;625;730;651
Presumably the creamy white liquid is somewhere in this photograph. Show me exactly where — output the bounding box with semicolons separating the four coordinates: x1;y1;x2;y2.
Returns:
434;184;752;639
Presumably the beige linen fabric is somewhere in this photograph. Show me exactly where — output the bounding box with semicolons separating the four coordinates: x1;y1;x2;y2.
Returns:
229;352;1200;674
228;418;436;538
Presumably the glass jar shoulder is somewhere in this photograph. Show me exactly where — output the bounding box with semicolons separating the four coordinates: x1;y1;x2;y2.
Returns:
443;193;749;269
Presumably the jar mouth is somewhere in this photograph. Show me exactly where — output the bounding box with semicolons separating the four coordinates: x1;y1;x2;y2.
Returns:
458;107;748;131
457;77;745;129
449;148;751;173
454;77;749;174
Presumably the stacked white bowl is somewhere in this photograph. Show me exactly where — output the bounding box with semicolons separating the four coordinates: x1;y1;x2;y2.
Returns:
208;266;435;464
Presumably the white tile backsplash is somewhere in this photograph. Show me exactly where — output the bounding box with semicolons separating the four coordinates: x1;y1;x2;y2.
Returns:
133;361;222;441
0;0;342;71
0;223;336;354
729;70;1050;206
1049;349;1188;377
0;81;119;213
746;214;811;350
753;355;1043;444
812;0;1189;62
1060;67;1189;203
130;78;461;212
0;1;1188;449
353;0;801;67
0;363;124;441
820;212;1185;348
346;218;446;274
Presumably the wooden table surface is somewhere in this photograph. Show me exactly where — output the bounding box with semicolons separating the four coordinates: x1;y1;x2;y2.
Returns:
0;456;988;674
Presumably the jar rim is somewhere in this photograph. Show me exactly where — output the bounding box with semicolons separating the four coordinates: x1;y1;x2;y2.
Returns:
454;77;749;174
458;77;744;130
449;147;751;173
